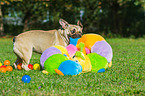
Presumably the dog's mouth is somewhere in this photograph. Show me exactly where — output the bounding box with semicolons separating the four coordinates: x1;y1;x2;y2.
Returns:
70;34;82;39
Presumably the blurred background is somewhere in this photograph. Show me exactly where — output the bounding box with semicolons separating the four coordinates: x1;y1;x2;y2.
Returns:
0;0;144;38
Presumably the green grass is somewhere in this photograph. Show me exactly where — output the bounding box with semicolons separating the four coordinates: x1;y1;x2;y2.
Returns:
0;38;145;95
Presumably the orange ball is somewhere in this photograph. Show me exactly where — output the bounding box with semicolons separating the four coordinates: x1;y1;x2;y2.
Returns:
77;34;105;50
4;60;10;65
0;68;7;73
6;66;13;71
17;63;23;70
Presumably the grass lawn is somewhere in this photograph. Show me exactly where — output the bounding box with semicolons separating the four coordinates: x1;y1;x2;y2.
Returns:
0;38;145;95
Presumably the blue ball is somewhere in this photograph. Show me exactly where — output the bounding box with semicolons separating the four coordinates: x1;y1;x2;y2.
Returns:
58;60;82;76
22;75;31;83
97;68;105;73
69;37;80;46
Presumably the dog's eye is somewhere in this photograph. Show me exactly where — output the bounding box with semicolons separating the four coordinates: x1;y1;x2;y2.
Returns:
71;29;75;33
79;31;82;33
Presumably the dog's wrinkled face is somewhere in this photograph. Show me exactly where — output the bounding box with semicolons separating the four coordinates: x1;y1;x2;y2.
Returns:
59;19;83;39
68;25;83;38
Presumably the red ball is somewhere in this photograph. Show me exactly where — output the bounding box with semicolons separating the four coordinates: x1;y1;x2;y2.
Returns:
28;64;33;70
0;65;6;68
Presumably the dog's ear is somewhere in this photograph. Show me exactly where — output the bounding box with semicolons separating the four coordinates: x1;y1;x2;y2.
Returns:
77;20;83;29
59;19;69;29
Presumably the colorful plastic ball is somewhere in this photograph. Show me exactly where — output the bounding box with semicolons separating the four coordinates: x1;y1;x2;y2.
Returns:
91;41;113;63
22;75;31;83
33;64;40;70
6;66;13;71
87;53;108;72
66;44;78;57
4;60;10;65
0;67;7;73
77;34;105;50
0;65;6;68
44;54;68;73
53;45;69;57
0;62;2;67
17;63;23;70
56;60;82;76
28;64;33;70
40;47;62;69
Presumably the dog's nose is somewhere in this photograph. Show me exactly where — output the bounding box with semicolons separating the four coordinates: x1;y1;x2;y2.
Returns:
72;34;82;38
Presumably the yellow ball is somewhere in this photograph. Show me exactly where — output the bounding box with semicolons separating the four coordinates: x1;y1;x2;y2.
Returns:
0;62;2;67
33;64;40;70
53;45;69;57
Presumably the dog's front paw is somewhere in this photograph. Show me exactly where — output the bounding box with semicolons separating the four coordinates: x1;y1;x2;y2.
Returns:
22;64;30;71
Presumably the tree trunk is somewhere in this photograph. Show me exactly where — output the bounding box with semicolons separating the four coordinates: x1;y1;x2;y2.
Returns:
23;18;29;32
23;11;32;32
0;4;4;36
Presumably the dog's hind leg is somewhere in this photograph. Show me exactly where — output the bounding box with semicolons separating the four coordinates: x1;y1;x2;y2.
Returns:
13;44;33;71
21;47;33;71
13;46;23;69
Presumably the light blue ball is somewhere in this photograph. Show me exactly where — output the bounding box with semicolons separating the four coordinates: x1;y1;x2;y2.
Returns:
58;60;82;76
69;37;80;46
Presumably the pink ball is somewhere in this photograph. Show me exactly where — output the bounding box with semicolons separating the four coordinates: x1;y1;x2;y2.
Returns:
85;47;91;54
66;44;78;57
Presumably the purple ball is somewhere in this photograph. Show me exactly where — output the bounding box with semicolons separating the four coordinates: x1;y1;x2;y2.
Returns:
40;47;62;69
91;41;113;63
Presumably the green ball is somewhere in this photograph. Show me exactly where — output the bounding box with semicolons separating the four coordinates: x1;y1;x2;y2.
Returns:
87;53;108;72
44;54;68;73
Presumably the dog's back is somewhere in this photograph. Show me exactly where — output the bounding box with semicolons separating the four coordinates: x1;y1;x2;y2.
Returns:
13;30;63;53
